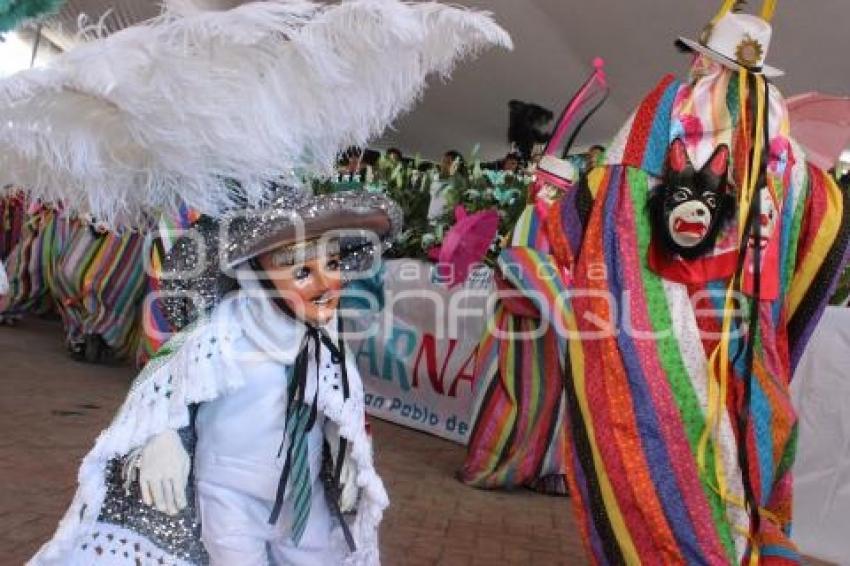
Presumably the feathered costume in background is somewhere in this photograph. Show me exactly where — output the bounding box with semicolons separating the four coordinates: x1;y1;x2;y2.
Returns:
0;0;511;226
4;1;512;564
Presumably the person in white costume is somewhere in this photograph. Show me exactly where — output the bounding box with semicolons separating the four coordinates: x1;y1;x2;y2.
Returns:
1;0;511;562
29;190;401;566
135;265;354;565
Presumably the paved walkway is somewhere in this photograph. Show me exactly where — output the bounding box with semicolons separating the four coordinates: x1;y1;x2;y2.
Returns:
1;318;836;566
0;318;587;565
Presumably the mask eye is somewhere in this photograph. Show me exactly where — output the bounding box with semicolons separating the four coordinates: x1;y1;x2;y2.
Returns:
703;194;717;209
672;188;691;203
293;265;311;281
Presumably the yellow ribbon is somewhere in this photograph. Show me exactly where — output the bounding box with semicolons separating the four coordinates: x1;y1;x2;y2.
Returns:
698;69;768;562
713;0;777;22
713;0;738;21
760;0;778;21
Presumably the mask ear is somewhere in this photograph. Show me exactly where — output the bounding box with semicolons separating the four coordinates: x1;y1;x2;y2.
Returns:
667;138;693;175
704;144;730;177
698;144;730;193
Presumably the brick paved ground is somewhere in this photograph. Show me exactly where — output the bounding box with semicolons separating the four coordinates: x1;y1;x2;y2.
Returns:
0;318;835;566
0;318;587;566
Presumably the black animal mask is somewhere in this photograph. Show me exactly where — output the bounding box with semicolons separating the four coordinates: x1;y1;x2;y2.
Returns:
649;139;734;260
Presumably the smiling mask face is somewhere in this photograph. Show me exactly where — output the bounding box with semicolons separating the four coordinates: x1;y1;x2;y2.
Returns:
255;245;343;326
650;139;734;260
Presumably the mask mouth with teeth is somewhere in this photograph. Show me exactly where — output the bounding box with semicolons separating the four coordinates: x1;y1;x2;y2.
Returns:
649;138;734;260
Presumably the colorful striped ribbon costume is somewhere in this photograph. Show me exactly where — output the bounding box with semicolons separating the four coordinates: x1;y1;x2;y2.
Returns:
460;198;581;495
557;58;850;565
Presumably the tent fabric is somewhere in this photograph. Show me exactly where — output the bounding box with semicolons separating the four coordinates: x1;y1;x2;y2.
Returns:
791;306;850;565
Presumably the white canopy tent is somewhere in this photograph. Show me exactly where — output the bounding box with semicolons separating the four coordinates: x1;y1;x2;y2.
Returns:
5;0;850;160
382;0;850;159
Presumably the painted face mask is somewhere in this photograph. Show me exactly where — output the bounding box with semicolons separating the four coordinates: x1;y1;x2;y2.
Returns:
649;138;734;260
255;248;344;326
749;183;779;251
741;179;781;300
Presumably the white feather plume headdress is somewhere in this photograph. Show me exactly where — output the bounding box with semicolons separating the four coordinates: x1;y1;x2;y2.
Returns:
0;0;511;226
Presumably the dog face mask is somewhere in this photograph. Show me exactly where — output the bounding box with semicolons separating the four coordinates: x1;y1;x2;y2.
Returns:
649;139;734;260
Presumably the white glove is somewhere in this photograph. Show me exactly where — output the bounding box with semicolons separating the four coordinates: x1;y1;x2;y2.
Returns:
338;455;358;514
326;423;358;513
132;430;191;515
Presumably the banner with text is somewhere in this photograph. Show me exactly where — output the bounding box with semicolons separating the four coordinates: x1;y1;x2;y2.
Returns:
346;259;493;445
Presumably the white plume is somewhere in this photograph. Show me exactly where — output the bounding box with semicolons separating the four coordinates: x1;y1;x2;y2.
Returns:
0;0;511;226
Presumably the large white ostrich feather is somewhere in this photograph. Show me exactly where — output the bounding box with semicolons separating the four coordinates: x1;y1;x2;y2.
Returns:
0;0;511;225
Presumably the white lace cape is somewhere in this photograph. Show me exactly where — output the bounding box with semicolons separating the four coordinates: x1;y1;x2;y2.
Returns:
30;299;389;565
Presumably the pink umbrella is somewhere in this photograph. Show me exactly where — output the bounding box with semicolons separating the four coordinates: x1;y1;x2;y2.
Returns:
787;92;850;171
430;206;500;288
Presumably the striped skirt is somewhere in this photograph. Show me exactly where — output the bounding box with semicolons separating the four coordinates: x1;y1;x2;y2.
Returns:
460;246;571;495
0;194;26;260
1;207;62;317
51;219;147;359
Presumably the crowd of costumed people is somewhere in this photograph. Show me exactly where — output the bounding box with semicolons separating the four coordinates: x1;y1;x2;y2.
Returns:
1;0;850;564
0;141;604;366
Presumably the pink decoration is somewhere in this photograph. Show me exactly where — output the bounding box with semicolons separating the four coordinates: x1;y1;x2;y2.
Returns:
787;92;850;171
679;114;704;146
530;59;608;202
546;62;607;158
433;205;500;288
